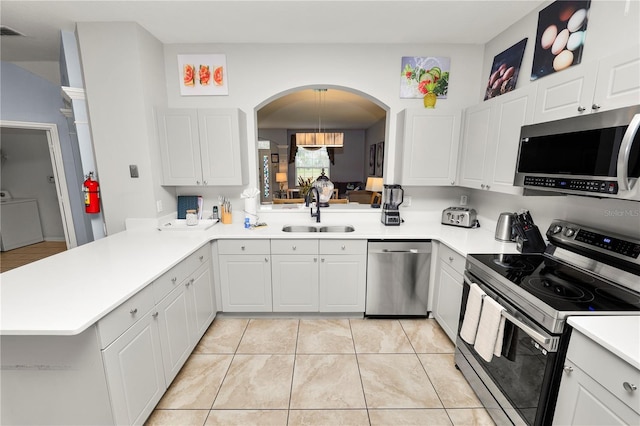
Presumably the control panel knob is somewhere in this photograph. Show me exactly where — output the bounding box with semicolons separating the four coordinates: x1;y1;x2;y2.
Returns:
551;225;563;234
564;228;576;237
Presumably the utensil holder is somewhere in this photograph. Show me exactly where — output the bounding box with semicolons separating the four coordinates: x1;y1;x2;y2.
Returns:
221;207;232;224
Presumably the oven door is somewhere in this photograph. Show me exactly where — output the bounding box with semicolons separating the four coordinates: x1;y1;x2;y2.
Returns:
455;272;564;426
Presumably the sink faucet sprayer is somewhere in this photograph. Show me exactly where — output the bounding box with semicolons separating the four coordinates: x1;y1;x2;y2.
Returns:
305;187;321;223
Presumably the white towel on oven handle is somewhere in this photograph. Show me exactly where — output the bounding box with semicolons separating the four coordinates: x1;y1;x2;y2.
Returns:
474;296;506;362
460;283;485;344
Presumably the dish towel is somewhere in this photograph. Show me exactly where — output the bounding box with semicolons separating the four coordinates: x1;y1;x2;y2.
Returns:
474;297;506;362
460;283;486;344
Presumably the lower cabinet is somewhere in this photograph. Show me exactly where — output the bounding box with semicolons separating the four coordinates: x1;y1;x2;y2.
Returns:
319;240;367;312
271;239;319;312
553;330;640;425
218;240;272;312
102;310;165;426
101;244;215;425
432;243;465;342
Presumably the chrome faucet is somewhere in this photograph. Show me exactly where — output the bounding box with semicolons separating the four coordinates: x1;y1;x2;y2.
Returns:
305;187;321;223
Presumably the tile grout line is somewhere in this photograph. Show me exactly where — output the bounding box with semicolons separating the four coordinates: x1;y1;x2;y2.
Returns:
349;318;373;426
286;319;301;426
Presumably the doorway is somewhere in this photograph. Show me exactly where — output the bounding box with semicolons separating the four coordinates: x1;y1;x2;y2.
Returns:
1;121;77;250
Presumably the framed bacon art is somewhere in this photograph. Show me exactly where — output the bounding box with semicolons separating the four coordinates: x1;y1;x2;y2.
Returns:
178;54;228;96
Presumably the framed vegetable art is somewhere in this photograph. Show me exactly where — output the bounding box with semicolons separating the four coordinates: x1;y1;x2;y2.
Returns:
178;54;228;96
400;56;450;99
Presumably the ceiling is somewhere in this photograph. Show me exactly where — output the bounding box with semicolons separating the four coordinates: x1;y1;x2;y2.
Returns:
0;0;545;129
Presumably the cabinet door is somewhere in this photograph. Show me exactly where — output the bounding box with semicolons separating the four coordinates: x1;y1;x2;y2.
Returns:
397;109;462;186
593;45;640;113
485;87;534;195
156;108;202;185
432;261;463;342
102;311;165;426
219;254;272;312
319;254;366;312
271;255;319;312
199;109;247;186
186;263;215;342
156;284;193;384
458;103;492;190
533;65;598;123
553;360;639;425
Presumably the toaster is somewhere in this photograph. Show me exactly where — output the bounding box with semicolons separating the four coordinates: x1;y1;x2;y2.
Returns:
441;207;478;228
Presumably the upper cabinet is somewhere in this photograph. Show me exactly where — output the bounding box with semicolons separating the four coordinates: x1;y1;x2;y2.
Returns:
395;108;462;186
534;45;640;123
458;85;536;195
156;108;248;186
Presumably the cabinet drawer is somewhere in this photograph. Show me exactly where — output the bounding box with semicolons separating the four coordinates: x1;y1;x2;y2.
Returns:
152;261;188;303
438;243;465;275
568;330;640;415
97;284;155;349
271;239;318;255
185;244;211;273
319;239;366;255
218;239;270;255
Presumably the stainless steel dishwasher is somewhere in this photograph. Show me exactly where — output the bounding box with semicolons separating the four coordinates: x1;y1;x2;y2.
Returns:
365;240;432;316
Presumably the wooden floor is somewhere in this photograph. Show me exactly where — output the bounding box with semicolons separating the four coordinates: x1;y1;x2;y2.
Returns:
0;241;67;273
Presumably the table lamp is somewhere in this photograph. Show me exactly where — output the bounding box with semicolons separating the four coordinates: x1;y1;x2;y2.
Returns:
276;172;287;191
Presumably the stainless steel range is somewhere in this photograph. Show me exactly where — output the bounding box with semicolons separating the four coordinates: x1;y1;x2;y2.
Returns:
455;219;640;425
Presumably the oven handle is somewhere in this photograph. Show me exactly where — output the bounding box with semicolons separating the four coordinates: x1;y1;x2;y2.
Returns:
617;113;640;191
463;275;552;348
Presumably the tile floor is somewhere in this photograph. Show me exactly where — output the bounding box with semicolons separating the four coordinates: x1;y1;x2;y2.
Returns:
0;241;67;273
145;318;495;426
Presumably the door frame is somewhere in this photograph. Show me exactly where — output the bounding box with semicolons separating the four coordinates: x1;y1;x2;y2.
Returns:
1;120;77;248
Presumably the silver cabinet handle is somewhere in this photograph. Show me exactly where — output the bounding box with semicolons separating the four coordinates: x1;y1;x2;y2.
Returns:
199;255;204;261
314;258;318;263
563;365;573;373
203;180;208;185
480;184;485;189
448;256;454;262
320;258;324;262
292;246;297;251
241;246;245;251
265;257;269;262
171;277;177;284
152;312;159;318
591;103;601;110
186;278;194;287
341;245;346;250
623;382;637;392
196;180;201;185
485;185;490;190
450;181;455;185
129;308;138;315
577;106;586;112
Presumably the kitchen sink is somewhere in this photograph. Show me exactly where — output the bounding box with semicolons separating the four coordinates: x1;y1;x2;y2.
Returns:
319;225;355;233
282;225;318;232
281;225;355;233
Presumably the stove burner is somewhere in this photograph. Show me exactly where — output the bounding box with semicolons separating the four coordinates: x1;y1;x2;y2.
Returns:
525;277;595;302
492;255;537;272
595;287;640;306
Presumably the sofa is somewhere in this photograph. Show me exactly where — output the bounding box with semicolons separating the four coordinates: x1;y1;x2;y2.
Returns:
332;181;364;198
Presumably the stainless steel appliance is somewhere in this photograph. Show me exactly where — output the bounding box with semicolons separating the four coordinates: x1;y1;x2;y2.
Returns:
455;220;640;425
494;212;516;242
365;240;431;316
441;206;478;228
381;184;403;226
514;104;640;201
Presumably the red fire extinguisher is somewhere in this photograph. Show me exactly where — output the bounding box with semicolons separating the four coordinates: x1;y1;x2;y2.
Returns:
83;172;100;214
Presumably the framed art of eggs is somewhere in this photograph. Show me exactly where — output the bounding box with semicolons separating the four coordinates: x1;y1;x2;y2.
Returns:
531;0;591;80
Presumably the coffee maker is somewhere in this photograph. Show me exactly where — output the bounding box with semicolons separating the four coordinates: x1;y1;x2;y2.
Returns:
381;184;404;226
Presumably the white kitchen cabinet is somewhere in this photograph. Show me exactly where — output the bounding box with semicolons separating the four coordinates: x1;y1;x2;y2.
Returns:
218;239;272;312
188;262;215;339
102;310;165;426
271;239;319;312
156;282;192;384
534;45;640;123
319;239;367;312
432;243;465;342
156;108;248;186
458;86;535;195
553;330;640;425
395;108;462;186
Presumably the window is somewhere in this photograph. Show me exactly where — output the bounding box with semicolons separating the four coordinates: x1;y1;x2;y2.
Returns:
295;147;330;183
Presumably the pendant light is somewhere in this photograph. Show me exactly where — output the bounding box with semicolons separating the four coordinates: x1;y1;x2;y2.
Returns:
296;89;344;147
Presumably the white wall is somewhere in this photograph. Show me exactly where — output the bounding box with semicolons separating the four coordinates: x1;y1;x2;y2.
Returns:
77;23;175;234
0;128;65;240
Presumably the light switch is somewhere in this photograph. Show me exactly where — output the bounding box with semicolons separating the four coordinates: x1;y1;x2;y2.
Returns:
129;165;139;178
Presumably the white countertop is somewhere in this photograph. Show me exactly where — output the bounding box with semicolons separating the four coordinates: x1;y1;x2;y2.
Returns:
568;316;640;370
0;208;518;336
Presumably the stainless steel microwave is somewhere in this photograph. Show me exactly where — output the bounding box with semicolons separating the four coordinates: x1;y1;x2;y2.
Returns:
514;104;640;201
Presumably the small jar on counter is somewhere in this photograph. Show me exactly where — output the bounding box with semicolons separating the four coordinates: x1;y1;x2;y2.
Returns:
185;209;198;226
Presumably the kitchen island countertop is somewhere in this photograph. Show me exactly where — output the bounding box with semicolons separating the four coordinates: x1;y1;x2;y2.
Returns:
1;209;517;336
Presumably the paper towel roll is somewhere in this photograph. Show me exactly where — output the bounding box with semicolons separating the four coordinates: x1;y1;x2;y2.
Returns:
244;197;257;224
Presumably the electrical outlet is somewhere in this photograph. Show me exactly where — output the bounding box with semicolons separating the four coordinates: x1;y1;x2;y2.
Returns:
156;200;163;213
460;195;468;206
129;165;139;178
404;196;412;207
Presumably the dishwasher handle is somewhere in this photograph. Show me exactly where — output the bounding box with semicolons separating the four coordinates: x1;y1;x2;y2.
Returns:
381;249;419;253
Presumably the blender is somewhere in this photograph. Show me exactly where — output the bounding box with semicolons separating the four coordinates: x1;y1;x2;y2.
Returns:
381;184;404;226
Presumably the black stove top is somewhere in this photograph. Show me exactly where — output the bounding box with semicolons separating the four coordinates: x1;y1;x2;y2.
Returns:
470;253;640;313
